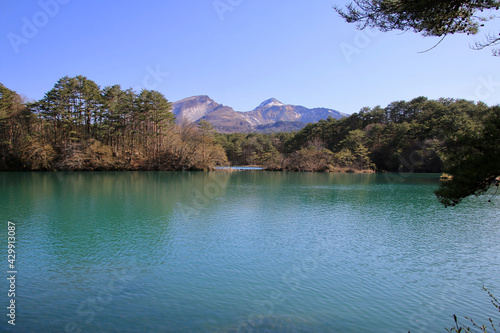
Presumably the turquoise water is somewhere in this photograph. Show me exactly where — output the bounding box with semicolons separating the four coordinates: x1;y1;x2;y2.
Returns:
0;172;499;332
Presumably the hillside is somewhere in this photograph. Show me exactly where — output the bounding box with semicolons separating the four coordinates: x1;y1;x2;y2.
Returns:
172;96;346;133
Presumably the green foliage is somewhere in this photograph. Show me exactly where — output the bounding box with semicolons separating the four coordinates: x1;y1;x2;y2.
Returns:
218;96;500;201
255;121;307;133
2;77;499;206
137;89;174;127
335;0;500;54
279;97;499;204
334;130;375;170
335;0;499;36
435;106;500;206
0;83;24;121
35;76;102;141
333;148;355;168
218;132;287;167
0;84;33;169
0;77;227;171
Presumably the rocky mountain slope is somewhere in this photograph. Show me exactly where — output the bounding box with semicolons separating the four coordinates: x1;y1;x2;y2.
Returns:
171;96;347;133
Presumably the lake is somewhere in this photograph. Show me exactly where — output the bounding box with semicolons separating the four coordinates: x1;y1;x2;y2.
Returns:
1;172;499;332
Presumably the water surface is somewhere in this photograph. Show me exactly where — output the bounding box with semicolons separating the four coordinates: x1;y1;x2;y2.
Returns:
1;172;499;332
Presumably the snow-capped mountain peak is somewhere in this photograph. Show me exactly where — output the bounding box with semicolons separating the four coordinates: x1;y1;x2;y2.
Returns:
172;95;346;132
256;98;285;109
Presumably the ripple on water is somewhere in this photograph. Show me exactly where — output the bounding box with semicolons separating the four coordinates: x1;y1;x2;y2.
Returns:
1;172;499;333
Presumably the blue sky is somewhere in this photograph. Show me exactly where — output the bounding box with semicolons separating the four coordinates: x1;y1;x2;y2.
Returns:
1;0;499;114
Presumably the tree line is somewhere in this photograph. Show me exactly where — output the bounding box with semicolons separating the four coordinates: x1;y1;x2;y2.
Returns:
217;97;499;205
1;77;498;205
219;97;494;172
0;77;227;171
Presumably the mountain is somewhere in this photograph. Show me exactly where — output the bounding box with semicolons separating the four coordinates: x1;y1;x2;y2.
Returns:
257;98;285;108
196;106;253;133
239;98;346;127
171;96;347;133
171;95;220;122
255;121;309;133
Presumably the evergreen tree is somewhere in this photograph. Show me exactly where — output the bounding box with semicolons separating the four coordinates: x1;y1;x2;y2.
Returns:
335;0;500;54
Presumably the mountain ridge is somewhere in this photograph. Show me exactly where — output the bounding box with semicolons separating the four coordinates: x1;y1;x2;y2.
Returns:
172;96;347;133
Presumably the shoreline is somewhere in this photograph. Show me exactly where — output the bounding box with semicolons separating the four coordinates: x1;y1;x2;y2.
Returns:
0;168;436;174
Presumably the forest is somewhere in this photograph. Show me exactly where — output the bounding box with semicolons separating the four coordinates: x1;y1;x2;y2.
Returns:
0;76;228;171
1;76;499;179
218;96;498;175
